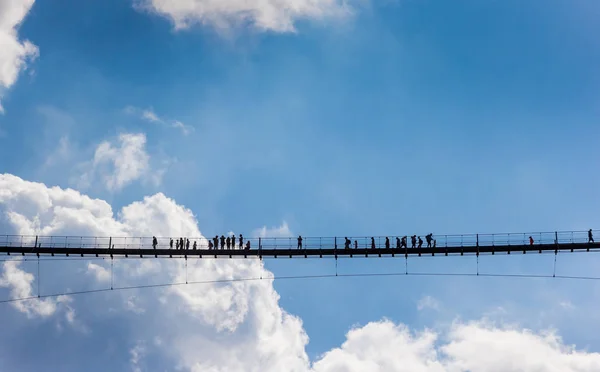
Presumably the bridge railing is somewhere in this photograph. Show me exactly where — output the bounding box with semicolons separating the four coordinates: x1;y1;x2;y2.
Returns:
0;230;595;251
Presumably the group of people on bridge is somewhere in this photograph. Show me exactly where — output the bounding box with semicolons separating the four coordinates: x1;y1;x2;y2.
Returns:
149;234;439;250
155;235;252;251
147;229;596;251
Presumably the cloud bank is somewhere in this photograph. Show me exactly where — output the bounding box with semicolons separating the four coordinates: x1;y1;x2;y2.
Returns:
0;0;38;113
135;0;355;33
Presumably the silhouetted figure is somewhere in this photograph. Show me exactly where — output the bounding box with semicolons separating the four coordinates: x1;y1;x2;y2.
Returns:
180;238;184;251
226;236;231;249
385;237;390;249
297;235;303;249
425;234;433;248
176;240;180;249
529;236;534;246
185;239;189;250
232;235;236;249
245;241;251;250
152;236;157;249
354;240;358;249
170;238;173;249
418;236;423;248
411;235;417;249
401;236;407;248
208;240;213;249
220;235;225;249
589;229;594;243
213;236;219;250
396;237;401;249
239;234;244;249
371;237;376;250
193;241;197;250
344;237;351;249
433;239;437;248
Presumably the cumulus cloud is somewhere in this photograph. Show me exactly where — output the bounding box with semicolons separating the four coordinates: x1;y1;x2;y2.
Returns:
125;106;194;136
0;173;309;370
86;262;110;282
134;0;355;33
0;259;62;317
2;173;600;371
0;0;38;113
78;133;162;192
313;320;600;372
130;341;146;372
252;221;292;238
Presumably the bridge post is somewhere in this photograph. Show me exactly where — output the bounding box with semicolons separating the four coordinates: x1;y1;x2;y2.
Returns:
34;236;38;250
109;237;112;249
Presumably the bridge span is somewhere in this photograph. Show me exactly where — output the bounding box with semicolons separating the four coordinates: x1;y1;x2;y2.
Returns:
0;230;598;259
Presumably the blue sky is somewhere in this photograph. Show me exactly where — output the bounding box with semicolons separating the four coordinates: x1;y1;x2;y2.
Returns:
1;0;600;371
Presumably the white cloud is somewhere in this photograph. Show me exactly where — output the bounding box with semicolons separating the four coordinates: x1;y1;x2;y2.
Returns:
252;221;292;238
0;173;309;370
312;320;600;372
78;133;159;192
86;262;110;282
559;301;575;310
417;295;441;312
0;0;38;113
126;295;145;314
130;341;146;372
126;106;194;136
134;0;355;34
3;173;600;371
0;259;66;318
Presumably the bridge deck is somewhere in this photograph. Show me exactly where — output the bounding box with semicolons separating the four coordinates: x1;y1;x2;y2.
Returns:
0;231;597;259
1;242;599;259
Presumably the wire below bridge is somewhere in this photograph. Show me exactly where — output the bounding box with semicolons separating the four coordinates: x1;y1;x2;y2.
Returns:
2;271;600;306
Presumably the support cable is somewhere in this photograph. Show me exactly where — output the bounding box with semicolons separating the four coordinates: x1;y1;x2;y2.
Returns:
4;271;600;305
553;250;558;278
37;255;40;298
111;256;114;290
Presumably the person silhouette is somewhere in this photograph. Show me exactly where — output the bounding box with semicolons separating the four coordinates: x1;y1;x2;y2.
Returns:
371;237;376;250
344;237;351;249
297;235;303;249
426;234;433;248
152;236;157;249
417;236;423;248
385;237;390;249
589;229;594;243
396;237;401;249
239;234;244;249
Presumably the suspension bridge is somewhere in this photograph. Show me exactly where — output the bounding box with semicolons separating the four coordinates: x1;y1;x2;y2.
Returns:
1;230;600;305
0;230;597;259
